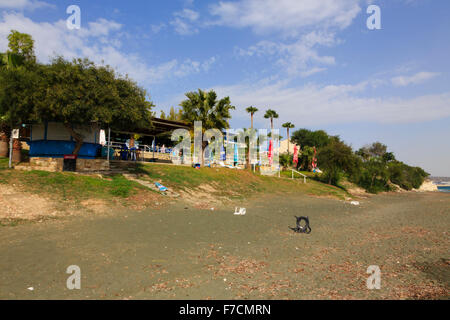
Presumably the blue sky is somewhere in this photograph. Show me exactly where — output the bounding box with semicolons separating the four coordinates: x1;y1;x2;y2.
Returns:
1;0;449;176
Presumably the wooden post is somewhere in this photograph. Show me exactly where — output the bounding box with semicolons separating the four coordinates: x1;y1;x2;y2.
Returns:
8;129;13;168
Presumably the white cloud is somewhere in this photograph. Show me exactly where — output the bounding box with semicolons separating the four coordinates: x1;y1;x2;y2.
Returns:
176;8;200;21
150;23;167;34
0;0;53;10
86;19;122;37
391;72;440;87
212;79;450;127
0;12;215;86
170;8;200;35
210;0;361;36
213;1;362;78
237;31;338;77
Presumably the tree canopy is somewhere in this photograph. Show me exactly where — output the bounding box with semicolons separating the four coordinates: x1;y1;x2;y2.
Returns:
6;30;35;63
180;89;234;131
356;142;388;160
246;106;258;115
264;109;279;130
0;56;154;154
291;128;331;148
318;138;359;185
180;89;234;164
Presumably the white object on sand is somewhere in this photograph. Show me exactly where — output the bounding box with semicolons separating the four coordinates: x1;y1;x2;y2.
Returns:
350;201;360;206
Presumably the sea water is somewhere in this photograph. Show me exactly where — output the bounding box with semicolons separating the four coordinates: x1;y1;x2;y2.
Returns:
437;186;450;193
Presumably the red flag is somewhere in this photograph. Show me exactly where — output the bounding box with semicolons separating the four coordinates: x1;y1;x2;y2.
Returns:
268;140;273;166
293;145;299;164
312;147;317;169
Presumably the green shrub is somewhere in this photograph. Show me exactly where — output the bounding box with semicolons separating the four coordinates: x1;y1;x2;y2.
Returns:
388;161;428;190
279;153;293;168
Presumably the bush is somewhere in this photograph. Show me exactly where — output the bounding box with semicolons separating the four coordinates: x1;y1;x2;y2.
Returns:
279;153;293;168
320;169;345;187
388;161;429;190
318;139;358;186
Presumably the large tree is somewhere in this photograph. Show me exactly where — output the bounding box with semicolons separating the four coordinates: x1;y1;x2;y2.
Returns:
245;106;258;170
282;122;295;155
7;30;36;62
356;142;388;160
264;109;278;131
246;106;258;129
291;128;331;149
0;57;154;155
180;89;235;165
0;30;35;140
318;138;358;186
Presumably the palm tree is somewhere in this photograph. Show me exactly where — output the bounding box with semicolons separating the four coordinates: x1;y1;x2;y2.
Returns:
180;89;235;165
245;107;258;170
282;122;295;155
264;109;279;131
246;106;258;129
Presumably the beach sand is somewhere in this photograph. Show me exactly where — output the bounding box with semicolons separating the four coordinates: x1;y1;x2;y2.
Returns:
0;191;448;299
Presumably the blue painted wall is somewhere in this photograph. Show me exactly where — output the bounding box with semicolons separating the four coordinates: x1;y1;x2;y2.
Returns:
29;140;100;159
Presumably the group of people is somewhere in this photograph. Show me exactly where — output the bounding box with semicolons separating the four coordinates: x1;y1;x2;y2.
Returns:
152;144;167;153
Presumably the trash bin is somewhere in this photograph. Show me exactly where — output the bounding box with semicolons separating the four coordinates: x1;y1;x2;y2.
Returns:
63;154;77;172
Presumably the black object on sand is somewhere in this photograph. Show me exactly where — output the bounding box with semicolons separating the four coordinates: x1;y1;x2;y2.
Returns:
290;216;311;234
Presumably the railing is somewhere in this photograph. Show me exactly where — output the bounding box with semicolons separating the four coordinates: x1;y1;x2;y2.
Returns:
291;169;307;184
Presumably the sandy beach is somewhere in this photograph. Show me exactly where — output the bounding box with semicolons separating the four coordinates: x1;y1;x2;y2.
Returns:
0;191;448;300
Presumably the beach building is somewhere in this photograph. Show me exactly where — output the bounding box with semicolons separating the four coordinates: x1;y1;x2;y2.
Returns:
279;139;296;154
28;122;101;159
13;118;191;172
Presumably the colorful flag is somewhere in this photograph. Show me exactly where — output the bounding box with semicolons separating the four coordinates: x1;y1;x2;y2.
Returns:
268;140;273;166
293;145;299;165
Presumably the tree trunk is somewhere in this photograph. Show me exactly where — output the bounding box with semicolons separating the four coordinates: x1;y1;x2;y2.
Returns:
246;138;250;170
370;174;376;188
201;141;207;167
64;123;84;155
12;139;22;163
248;115;254;170
287;128;290;156
0;133;8;158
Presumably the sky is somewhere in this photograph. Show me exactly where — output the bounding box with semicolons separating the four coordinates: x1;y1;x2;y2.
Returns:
0;0;449;176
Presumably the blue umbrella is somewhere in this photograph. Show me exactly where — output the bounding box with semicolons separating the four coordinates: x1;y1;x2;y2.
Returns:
234;143;238;163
